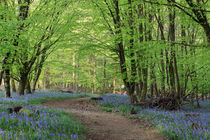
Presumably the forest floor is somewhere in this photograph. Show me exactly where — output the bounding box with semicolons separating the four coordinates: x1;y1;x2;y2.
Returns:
42;97;165;140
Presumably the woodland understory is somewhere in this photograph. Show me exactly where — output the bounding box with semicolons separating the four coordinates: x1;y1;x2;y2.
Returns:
0;0;210;110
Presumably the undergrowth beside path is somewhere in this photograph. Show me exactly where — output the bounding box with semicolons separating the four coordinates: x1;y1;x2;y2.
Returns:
91;94;210;140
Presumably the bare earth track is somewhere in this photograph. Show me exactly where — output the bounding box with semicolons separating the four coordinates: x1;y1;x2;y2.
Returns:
42;98;166;140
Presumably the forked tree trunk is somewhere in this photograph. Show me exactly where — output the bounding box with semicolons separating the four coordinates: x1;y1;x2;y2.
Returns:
128;87;137;104
113;0;133;102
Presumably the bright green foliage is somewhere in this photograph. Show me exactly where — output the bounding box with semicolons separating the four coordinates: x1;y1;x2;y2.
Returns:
0;0;209;103
36;0;210;104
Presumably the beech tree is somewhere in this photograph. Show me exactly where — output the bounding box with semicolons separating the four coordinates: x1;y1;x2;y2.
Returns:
0;0;77;96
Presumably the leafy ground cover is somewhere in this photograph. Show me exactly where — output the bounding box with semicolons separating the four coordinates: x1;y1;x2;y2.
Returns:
0;90;93;140
93;94;210;140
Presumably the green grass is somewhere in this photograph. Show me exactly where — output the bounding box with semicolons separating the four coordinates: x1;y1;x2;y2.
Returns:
99;108;113;112
28;94;91;105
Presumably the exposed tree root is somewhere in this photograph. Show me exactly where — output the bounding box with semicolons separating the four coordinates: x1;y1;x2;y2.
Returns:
134;97;181;110
90;97;103;101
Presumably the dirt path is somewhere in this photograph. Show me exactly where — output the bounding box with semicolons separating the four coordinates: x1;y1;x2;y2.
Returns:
42;98;166;140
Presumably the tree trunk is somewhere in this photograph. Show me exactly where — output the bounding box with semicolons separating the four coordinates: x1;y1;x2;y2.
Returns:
32;54;46;93
18;73;28;95
202;23;210;43
26;79;32;94
0;0;9;96
32;67;42;93
174;53;181;100
155;13;166;95
168;0;176;97
104;0;137;103
136;4;144;101
195;84;200;108
150;62;156;98
11;79;16;93
190;92;194;106
4;69;11;98
128;87;137;104
180;25;187;99
135;83;140;99
154;82;159;97
2;55;11;98
160;50;165;94
127;0;137;103
169;58;176;94
165;49;170;92
0;71;3;86
112;0;132;101
137;68;144;99
140;67;148;102
150;82;154;99
201;93;204;101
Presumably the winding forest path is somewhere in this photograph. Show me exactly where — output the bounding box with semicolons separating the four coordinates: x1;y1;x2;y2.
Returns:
42;98;166;140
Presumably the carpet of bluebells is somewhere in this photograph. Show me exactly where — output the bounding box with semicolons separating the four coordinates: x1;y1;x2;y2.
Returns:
96;94;210;140
0;90;90;140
